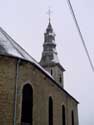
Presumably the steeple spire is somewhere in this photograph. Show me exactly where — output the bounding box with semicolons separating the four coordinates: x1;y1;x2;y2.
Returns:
39;16;65;87
40;18;59;65
46;8;53;33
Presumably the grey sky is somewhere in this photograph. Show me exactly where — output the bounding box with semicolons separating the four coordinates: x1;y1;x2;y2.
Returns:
0;0;94;125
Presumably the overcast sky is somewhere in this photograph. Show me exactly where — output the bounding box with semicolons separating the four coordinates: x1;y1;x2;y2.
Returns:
0;0;94;125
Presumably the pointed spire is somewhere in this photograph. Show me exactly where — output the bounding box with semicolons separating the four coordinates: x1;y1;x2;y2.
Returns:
46;8;53;33
46;21;53;33
40;14;59;66
39;14;65;87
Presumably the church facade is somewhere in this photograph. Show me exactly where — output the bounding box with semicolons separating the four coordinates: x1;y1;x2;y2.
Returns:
0;20;79;125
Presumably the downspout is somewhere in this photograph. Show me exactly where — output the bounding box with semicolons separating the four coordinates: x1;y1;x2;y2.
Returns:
13;58;21;125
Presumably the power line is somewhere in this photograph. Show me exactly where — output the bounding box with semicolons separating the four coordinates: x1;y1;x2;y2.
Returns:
66;0;94;71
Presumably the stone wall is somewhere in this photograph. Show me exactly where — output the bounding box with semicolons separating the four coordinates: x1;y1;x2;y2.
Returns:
44;65;64;87
0;55;79;125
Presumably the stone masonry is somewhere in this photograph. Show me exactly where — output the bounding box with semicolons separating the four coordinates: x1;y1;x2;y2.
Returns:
0;55;79;125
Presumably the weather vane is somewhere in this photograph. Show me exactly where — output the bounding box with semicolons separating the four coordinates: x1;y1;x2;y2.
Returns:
47;8;52;22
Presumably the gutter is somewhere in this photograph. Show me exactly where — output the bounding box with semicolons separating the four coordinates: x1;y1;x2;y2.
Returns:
13;59;21;125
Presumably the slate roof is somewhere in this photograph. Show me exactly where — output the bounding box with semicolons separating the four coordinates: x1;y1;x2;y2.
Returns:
0;27;35;61
0;27;78;103
0;27;55;79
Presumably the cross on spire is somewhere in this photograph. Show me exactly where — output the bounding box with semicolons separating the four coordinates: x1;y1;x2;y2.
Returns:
47;8;52;22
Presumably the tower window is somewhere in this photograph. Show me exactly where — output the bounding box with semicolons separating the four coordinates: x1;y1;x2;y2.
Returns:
62;105;66;125
21;84;33;125
49;96;53;125
51;69;53;75
71;110;74;125
59;75;62;83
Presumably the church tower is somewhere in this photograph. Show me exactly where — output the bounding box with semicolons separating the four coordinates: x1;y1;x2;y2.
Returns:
40;19;65;87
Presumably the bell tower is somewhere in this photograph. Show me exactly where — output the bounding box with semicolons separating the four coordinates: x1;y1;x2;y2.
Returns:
39;17;65;87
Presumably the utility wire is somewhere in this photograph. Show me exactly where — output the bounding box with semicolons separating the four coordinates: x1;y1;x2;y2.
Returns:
66;0;94;71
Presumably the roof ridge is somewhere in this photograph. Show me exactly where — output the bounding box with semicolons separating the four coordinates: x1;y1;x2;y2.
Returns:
0;27;26;58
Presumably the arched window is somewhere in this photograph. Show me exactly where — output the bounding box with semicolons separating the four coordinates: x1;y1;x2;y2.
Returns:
62;105;66;125
21;84;33;125
71;110;74;125
49;96;53;125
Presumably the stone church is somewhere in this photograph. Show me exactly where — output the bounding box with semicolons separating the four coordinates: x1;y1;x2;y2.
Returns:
0;19;79;125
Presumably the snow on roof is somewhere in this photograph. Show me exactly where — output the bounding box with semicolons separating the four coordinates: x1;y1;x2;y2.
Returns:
0;27;33;60
0;27;54;79
0;27;78;103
